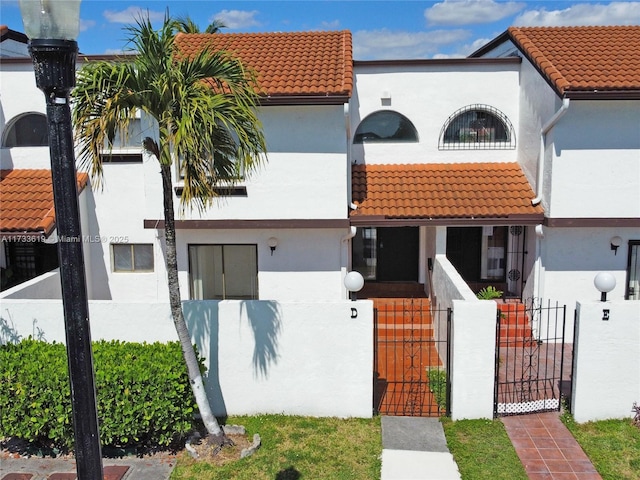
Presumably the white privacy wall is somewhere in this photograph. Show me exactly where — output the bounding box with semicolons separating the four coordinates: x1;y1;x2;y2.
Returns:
351;62;521;165
0;299;374;418
572;300;640;422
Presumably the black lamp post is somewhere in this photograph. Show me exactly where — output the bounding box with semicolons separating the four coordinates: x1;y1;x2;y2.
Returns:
19;1;103;478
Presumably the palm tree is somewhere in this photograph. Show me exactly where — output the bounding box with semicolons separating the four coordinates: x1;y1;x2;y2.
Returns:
72;15;266;448
176;16;227;34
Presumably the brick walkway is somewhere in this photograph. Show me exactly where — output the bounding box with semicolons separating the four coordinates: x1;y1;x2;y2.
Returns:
502;412;602;479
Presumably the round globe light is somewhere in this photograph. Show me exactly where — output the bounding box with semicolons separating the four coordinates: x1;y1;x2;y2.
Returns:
594;272;616;301
594;272;616;293
344;271;365;293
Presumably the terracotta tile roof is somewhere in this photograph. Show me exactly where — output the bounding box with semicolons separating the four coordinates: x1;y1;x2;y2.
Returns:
0;169;89;237
351;162;543;222
174;31;353;100
507;26;640;96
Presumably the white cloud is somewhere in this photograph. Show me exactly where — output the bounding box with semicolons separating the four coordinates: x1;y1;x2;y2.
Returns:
320;20;341;30
353;28;471;60
103;6;165;24
425;0;525;26
79;19;96;32
514;1;640;26
212;10;260;30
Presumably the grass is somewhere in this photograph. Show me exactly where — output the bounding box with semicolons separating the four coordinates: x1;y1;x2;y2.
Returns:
441;417;528;480
170;415;381;480
561;413;640;480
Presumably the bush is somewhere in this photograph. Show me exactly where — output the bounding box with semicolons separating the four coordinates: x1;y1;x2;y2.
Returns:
476;286;503;300
0;339;200;451
427;368;448;413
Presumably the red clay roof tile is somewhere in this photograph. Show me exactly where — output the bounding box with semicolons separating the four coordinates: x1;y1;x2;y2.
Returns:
174;30;353;99
0;169;89;237
508;26;640;95
351;163;543;221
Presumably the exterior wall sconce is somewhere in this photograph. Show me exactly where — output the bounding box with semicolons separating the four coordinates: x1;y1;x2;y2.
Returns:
610;236;623;255
267;237;278;255
381;90;391;106
344;270;365;301
594;272;616;302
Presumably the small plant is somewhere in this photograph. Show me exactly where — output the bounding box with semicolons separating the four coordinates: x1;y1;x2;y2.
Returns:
633;402;640;429
427;368;447;413
476;286;503;300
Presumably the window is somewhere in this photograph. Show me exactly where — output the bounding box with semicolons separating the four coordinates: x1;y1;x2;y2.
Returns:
2;113;48;147
354;111;418;143
105;118;143;149
112;244;154;272
439;105;515;150
188;244;258;300
2;241;58;290
626;241;640;300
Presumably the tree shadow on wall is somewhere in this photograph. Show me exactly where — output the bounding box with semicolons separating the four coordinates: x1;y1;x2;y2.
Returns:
240;300;282;379
183;299;283;419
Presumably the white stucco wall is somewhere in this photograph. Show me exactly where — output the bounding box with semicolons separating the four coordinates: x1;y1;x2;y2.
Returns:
572;300;640;422
539;227;637;307
0;299;374;418
548;101;640;218
451;299;497;420
351;62;520;165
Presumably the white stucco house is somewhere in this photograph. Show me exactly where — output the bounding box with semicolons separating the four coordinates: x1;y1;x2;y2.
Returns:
1;25;638;419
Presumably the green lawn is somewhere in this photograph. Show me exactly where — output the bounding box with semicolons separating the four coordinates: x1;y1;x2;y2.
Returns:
170;415;382;480
442;418;528;480
561;414;640;480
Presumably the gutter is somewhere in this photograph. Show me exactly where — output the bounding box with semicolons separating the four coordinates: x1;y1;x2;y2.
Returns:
532;98;570;205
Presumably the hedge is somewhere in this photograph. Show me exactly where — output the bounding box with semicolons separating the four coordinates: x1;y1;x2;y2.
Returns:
0;339;200;451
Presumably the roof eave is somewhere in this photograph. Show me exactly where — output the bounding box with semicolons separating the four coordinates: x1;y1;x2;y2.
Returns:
350;213;545;227
259;94;351;106
564;90;640;100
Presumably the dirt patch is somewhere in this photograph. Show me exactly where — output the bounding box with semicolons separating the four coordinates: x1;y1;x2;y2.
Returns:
188;433;253;466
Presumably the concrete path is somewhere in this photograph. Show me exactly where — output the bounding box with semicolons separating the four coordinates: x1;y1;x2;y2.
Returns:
381;416;461;480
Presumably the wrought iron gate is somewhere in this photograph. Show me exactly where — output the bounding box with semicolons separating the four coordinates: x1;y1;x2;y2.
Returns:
374;299;451;416
494;299;572;416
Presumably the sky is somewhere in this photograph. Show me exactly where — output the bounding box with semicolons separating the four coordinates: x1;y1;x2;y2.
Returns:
1;0;639;59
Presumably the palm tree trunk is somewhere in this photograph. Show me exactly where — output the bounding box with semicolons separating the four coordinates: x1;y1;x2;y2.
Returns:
160;164;224;439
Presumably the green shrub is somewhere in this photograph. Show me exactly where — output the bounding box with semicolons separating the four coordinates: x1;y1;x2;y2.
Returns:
476;286;503;300
427;368;447;413
0;339;199;451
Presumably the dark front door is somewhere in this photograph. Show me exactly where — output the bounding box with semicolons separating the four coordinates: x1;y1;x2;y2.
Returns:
446;227;481;280
377;227;419;281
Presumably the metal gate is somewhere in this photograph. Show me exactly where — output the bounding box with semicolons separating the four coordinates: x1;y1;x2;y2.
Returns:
494;299;572;416
374;299;451;416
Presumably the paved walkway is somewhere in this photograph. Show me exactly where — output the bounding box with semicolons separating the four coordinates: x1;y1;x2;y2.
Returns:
381;416;461;480
502;412;602;480
0;455;175;480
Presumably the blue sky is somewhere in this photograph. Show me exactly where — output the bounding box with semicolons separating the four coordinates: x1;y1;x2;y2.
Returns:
2;1;639;59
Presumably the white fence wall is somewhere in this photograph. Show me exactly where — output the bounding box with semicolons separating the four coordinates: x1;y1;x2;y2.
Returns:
0;299;373;418
572;300;640;423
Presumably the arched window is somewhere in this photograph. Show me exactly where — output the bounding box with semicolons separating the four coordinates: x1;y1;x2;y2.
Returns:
2;112;48;147
439;105;515;150
354;110;418;143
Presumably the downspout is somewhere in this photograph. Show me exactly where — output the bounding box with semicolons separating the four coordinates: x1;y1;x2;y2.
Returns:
531;98;570;206
345;103;358;211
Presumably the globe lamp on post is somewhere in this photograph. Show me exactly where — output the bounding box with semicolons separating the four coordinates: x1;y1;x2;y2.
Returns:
19;1;103;478
344;271;365;301
594;272;616;302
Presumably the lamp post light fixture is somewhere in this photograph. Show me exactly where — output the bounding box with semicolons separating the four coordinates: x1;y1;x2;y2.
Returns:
594;272;616;302
344;271;365;301
19;1;103;478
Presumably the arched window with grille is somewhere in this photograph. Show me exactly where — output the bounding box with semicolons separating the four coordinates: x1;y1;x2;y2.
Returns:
439;105;515;150
2;112;49;147
354;110;418;144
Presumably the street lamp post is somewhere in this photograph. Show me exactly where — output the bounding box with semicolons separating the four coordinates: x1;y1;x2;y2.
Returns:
19;1;103;478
